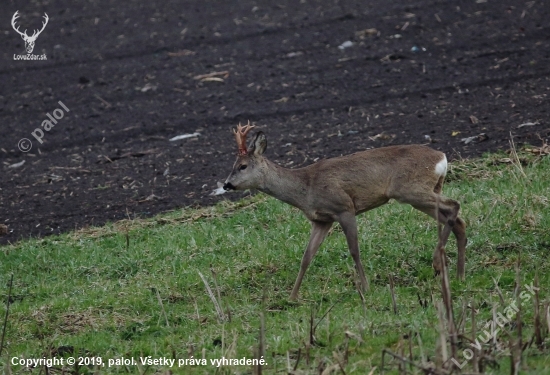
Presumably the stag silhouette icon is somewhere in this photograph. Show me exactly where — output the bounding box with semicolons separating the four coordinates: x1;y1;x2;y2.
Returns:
11;11;49;54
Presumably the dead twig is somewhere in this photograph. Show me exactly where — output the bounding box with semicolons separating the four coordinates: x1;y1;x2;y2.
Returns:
533;274;543;349
198;271;226;323
210;266;227;322
313;295;344;332
388;273;397;314
94;94;112;108
0;274;14;354
255;288;266;375
381;349;449;375
510;255;523;375
517;121;539;128
155;288;169;327
332;351;347;375
509;132;528;180
292;348;301;372
492;276;506;305
436;300;449;368
193;71;229;81
309;305;315;347
471;301;480;372
354;275;368;318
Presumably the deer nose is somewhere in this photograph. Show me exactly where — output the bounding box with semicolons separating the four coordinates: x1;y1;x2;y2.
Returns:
223;182;235;191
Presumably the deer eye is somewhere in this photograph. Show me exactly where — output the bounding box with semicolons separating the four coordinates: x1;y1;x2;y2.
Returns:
239;164;248;171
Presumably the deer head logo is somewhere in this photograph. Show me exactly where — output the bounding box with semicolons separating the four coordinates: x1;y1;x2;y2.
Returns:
11;11;49;54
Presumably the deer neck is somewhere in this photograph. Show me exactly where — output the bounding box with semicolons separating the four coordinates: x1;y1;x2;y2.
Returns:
258;160;308;210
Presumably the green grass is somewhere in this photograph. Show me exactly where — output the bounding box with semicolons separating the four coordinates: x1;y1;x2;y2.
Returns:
1;151;549;374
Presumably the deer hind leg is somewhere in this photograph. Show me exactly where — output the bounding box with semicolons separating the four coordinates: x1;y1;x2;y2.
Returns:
411;196;466;280
431;176;466;279
452;216;466;280
290;220;333;301
395;190;465;280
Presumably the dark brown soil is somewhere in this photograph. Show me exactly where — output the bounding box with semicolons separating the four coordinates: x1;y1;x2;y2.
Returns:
1;0;549;245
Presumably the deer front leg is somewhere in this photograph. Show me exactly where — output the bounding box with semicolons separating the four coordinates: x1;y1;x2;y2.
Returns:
337;212;370;294
290;221;333;301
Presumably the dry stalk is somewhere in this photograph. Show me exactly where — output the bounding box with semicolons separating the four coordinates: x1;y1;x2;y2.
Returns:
254;316;266;375
332;350;347;375
354;277;367;318
456;300;466;335
533;274;543;349
508;132;528;180
510;256;523;375
480;199;499;227
309;305;315;347
381;349;449;375
155;288;169;327
470;300;480;373
292;348;301;372
398;338;405;374
491;276;506;305
388;273;398;315
313;296;343;333
304;340;310;367
417;331;427;367
192;297;202;333
321;363;340;375
224;330;238;362
254;287;267;375
408;331;413;372
0;274;14;355
436;300;448;369
258;293;266;375
343;333;350;364
210;266;228;321
286;351;291;374
198;271;226;322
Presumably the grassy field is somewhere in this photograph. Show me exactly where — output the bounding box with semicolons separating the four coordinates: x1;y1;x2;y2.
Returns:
1;149;549;374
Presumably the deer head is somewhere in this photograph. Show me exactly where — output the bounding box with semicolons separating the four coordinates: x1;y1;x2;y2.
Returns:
223;122;267;191
11;11;49;54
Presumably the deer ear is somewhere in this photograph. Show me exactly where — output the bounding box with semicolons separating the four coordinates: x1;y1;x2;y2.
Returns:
248;132;267;156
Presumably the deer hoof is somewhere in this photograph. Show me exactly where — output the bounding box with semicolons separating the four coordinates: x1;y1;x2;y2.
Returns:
432;257;449;276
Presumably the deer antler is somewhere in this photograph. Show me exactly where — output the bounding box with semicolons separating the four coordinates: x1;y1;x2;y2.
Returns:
11;11;27;38
31;13;49;39
233;121;255;155
11;11;49;40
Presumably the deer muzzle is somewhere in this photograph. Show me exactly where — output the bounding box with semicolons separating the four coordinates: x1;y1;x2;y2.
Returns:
223;182;236;191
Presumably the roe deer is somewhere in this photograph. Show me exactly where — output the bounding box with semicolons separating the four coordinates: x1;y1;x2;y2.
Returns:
223;124;466;300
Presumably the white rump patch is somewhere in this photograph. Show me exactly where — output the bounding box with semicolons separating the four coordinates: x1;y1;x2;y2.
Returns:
434;155;447;176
